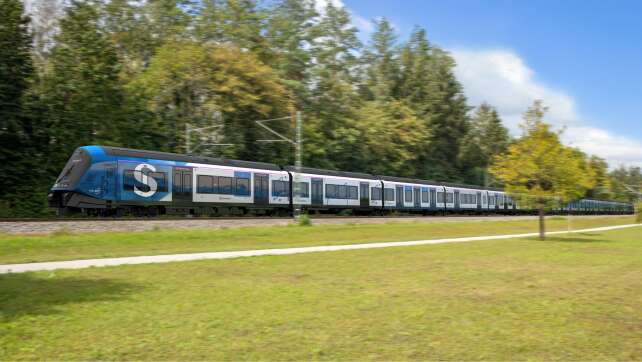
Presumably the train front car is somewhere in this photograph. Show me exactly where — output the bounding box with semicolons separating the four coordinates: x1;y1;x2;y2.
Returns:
48;146;123;215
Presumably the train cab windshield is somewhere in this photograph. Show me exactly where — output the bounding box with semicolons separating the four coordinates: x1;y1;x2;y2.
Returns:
53;148;91;189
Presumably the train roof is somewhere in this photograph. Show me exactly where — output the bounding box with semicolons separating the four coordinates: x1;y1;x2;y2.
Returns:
100;146;283;171
379;175;504;192
284;166;380;180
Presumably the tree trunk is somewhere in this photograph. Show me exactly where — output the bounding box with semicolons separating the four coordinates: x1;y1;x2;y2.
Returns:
538;199;545;240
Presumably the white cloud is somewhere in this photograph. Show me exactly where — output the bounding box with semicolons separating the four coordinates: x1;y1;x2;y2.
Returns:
452;48;642;168
352;14;374;33
313;0;345;15
313;0;374;33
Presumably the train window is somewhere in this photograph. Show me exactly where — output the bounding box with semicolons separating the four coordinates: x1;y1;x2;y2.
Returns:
150;172;167;192
371;187;382;200
197;175;214;194
235;177;250;196
123;170;136;191
123;170;167;192
294;182;309;198
326;184;336;198
183;173;192;192
437;192;444;203
348;186;358;200
421;189;429;203
338;185;348;199
272;180;288;197
384;188;395;201
404;189;412;202
218;176;233;194
446;193;454;203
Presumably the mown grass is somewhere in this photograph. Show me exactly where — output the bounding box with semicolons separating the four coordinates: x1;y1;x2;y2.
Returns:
0;216;636;264
1;227;641;360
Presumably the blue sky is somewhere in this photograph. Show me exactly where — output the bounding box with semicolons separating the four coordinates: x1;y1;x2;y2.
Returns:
337;0;642;168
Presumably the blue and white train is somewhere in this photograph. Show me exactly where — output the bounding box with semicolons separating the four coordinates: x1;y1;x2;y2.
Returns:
48;146;635;216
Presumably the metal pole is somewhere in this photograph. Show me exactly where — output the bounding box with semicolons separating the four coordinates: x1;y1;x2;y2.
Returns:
294;111;302;219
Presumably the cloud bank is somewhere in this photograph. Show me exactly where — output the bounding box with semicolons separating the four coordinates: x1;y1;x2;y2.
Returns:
452;49;642;168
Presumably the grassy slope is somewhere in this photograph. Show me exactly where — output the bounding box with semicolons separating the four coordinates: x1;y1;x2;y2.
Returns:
1;227;641;360
0;216;636;264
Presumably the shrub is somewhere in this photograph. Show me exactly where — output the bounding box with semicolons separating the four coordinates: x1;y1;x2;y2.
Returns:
298;214;312;226
636;202;642;223
51;227;72;237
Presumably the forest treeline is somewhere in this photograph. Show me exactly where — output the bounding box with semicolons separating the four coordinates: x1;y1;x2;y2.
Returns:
1;0;640;216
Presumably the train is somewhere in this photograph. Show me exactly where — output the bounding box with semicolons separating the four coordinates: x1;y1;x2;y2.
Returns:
48;146;635;217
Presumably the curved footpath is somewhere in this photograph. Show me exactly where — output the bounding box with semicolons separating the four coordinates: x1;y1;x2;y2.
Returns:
1;223;639;274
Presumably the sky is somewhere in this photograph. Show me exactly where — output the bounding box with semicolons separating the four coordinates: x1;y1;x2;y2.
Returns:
330;0;642;169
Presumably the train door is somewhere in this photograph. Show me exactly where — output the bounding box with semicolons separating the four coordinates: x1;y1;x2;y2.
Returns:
413;187;421;208
172;168;193;203
359;182;369;208
454;190;460;211
102;162;117;199
477;191;482;210
254;173;269;205
311;178;323;207
396;186;404;208
430;188;437;210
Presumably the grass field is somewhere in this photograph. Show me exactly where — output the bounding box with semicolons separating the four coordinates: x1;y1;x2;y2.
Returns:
0;215;636;264
1;225;641;360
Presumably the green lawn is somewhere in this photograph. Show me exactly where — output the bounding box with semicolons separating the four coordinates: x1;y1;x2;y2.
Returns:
0;216;636;264
1;226;641;360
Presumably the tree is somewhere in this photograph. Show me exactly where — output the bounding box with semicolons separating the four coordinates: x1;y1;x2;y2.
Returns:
362;17;399;101
0;0;46;216
27;0;66;71
304;2;362;170
420;47;470;181
42;0;131;167
585;155;612;199
490;101;595;239
265;0;317;108
128;40;291;163
459;103;510;185
194;0;271;62
101;0;194;80
609;166;642;202
358;100;428;176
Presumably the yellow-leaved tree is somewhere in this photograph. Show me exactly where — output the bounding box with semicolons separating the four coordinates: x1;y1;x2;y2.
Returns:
490;101;596;240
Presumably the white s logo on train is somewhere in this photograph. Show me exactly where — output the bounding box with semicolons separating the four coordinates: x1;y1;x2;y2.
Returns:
134;163;158;198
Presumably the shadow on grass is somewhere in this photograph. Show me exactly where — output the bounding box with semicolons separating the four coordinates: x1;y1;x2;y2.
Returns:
523;233;607;243
545;234;605;243
0;273;140;322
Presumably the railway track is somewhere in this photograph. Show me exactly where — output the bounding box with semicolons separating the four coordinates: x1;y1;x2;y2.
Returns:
0;214;627;235
0;213;507;223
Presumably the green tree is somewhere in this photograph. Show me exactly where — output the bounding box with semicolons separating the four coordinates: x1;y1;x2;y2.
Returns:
609;166;642;202
362;17;399;101
459;103;510;185
101;0;193;80
585;155;612;199
0;0;49;216
128;40;291;163
194;0;271;62
304;2;362;170
420;47;470;181
265;0;317;108
358;100;428;176
42;0;131;165
490;101;595;239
